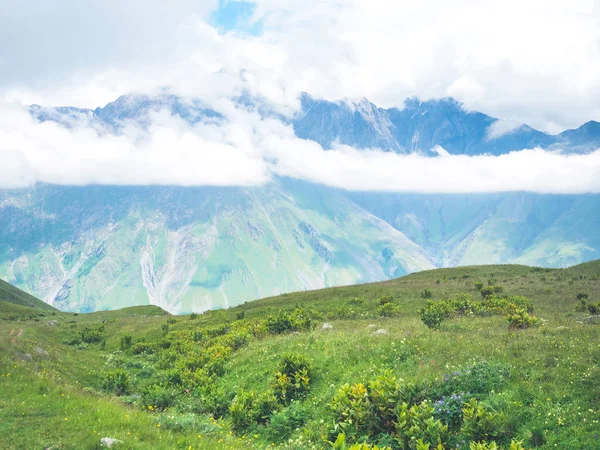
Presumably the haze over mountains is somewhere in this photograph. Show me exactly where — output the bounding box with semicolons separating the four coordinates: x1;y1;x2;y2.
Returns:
1;93;599;313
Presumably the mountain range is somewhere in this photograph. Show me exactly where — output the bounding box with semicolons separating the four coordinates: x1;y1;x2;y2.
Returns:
1;93;599;313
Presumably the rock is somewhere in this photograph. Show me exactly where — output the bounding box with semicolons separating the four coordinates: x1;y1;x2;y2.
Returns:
35;346;49;357
586;315;600;324
322;322;333;331
371;328;389;336
366;324;377;330
47;320;57;326
100;437;123;448
15;351;32;361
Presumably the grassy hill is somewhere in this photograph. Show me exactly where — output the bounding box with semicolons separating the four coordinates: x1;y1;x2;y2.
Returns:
0;278;58;311
1;261;600;449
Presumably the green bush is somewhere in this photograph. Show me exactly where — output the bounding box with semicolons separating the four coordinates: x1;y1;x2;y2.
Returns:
436;361;510;397
330;433;392;450
189;312;198;320
266;307;314;334
80;323;105;343
377;302;402;317
330;371;429;445
264;401;311;443
142;384;179;411
420;301;451;329
102;368;130;396
120;334;133;350
229;390;279;431
273;353;312;403
461;399;505;443
395;401;449;450
420;289;433;299
474;281;484;291
506;308;539;330
480;286;504;298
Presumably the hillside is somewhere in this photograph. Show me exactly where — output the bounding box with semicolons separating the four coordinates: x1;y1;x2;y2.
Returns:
0;278;58;311
1;261;600;449
2;183;599;314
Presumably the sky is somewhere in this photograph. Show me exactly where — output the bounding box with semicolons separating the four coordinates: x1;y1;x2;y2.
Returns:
1;0;600;192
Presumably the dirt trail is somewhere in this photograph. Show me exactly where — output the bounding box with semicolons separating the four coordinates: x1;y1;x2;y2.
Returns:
16;328;23;337
9;329;14;336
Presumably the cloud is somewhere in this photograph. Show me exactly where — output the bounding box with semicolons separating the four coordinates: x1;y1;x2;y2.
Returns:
486;120;524;140
1;1;600;132
1;103;600;194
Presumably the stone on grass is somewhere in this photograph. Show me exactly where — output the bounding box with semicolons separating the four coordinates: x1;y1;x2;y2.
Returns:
321;322;333;331
15;351;32;361
365;324;377;330
35;346;49;357
371;328;389;336
100;437;123;448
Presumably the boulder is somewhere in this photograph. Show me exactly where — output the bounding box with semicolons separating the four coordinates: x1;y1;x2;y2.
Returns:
371;328;389;336
322;322;333;331
100;438;123;448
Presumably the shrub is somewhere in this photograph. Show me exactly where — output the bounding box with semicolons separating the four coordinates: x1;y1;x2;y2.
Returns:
588;302;600;315
432;392;471;430
235;310;246;320
167;317;177;324
379;295;394;305
102;368;130;396
348;297;366;306
480;286;504;298
266;307;314;334
142;384;179;411
506;308;539;330
461;399;505;443
395;401;449;450
273;353;312;403
229;390;279;431
330;371;428;444
436;361;510;397
190;313;198;320
420;289;433;299
420;301;451;329
576;292;589;300
81;323;105;343
265;401;311;443
120;334;133;350
377;302;402;317
330;433;392;450
474;281;484;291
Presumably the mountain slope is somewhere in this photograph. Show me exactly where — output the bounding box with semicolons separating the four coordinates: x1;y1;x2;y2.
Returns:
0;277;57;311
0;181;434;313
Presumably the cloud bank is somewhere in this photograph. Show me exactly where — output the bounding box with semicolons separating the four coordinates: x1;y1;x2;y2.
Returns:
1;103;599;194
1;1;600;132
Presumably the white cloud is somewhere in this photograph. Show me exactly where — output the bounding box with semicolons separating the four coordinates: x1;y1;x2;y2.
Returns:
486;120;524;140
1;103;600;194
1;0;600;193
1;1;600;132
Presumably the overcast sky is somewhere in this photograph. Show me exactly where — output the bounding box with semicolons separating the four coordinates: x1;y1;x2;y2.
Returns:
1;0;600;192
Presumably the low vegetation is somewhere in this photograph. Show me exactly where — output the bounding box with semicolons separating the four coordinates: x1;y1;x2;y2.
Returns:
1;261;600;449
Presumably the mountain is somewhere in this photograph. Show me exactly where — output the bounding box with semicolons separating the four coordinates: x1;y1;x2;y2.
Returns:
0;181;433;313
31;92;600;155
2;93;598;313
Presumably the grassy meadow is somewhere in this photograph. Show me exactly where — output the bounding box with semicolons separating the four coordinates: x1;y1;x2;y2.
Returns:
1;262;599;449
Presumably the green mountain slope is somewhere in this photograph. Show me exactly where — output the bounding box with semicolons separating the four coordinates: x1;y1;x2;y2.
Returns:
0;182;434;313
1;261;599;449
0;278;57;311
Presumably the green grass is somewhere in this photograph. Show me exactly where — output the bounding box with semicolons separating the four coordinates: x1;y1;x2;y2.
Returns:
0;278;58;311
1;261;600;449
